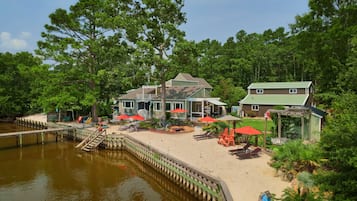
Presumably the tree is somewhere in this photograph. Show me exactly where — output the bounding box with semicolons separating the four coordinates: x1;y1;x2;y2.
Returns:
36;0;133;120
211;78;246;110
315;93;357;200
126;0;186;121
0;52;44;118
291;0;357;94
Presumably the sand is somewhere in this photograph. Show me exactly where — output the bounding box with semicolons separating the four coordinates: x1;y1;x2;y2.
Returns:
23;114;290;201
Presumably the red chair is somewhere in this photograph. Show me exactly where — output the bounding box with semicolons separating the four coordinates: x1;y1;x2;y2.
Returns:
218;128;229;144
223;129;235;147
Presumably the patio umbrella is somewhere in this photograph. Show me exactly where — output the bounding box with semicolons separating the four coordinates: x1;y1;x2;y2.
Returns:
170;108;187;113
199;116;217;123
130;114;145;121
217;115;241;132
235;126;262;146
234;126;262;135
216;115;241;122
117;114;130;120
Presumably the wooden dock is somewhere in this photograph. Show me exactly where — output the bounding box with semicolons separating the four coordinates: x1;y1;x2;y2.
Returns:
0;127;75;147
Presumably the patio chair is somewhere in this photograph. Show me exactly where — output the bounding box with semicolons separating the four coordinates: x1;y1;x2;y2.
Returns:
218;128;229;145
229;142;251;155
237;147;262;160
193;130;210;138
194;131;216;141
223;129;235;147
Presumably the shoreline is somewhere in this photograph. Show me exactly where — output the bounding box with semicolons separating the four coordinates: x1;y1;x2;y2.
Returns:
21;114;291;200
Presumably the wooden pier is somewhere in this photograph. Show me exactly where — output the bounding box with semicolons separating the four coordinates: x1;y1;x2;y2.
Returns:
0;127;75;147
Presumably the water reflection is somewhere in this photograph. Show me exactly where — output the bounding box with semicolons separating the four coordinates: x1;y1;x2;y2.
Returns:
0;140;196;201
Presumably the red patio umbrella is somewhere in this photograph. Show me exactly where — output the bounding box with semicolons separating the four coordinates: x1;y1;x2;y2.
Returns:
235;126;262;146
234;126;262;135
130;114;145;121
117;114;130;120
170;108;187;113
199;116;217;123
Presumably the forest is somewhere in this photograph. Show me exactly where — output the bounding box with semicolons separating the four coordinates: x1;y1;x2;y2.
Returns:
0;0;356;200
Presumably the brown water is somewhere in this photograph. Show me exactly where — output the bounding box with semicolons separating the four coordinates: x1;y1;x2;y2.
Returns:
0;123;197;201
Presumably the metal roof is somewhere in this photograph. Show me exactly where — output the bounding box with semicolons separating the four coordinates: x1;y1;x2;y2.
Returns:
240;94;309;106
248;81;312;89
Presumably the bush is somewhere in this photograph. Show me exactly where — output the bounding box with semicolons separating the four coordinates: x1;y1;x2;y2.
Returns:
270;140;321;181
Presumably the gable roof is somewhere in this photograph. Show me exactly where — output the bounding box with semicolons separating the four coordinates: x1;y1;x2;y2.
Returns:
165;86;201;99
118;88;156;100
173;73;212;88
248;81;312;89
240;94;309;106
118;86;202;100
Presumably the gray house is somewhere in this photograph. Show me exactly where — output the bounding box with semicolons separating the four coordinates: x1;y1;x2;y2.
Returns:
116;73;226;120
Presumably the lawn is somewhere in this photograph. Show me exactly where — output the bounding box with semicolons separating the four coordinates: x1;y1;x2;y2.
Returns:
237;118;275;132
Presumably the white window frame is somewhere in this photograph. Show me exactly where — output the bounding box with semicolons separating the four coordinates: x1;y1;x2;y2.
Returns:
153;102;161;111
289;88;298;94
123;101;134;109
174;102;183;110
251;105;259;111
256;89;264;94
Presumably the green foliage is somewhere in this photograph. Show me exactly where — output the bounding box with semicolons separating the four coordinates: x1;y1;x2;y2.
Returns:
280;187;322;201
211;78;246;109
203;121;228;135
270;140;321;181
314;93;357;201
0;52;44;118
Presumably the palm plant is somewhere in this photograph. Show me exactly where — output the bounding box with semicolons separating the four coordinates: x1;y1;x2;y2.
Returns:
270;140;321;181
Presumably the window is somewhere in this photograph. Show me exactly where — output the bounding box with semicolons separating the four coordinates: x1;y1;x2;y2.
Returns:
165;103;171;111
174;102;183;109
256;89;264;94
123;101;133;108
154;102;161;111
289;88;297;94
251;105;259;111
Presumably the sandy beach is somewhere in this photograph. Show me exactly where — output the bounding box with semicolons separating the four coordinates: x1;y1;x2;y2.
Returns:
22;114;290;201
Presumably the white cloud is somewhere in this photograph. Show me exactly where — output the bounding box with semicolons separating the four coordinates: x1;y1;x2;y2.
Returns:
0;32;30;51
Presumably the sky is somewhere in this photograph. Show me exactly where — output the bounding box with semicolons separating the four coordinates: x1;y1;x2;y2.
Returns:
0;0;309;53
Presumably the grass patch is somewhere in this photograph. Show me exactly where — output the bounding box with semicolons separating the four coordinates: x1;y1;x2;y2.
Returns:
237;118;275;132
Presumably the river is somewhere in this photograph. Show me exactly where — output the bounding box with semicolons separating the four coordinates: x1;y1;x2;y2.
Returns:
0;123;196;201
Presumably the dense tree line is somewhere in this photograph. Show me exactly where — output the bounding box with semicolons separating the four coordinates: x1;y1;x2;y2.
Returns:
1;0;356;199
1;0;355;118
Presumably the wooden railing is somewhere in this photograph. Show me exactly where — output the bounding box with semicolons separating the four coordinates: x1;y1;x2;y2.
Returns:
121;134;233;201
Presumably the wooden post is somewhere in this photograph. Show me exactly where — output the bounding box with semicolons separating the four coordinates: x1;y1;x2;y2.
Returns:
264;117;267;149
41;132;44;144
278;113;281;143
301;116;304;140
19;134;23;147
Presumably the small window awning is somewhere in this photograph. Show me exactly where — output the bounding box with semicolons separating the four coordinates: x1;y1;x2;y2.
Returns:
208;99;227;106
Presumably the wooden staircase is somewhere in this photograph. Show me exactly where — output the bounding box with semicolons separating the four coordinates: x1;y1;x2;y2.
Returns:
76;130;106;152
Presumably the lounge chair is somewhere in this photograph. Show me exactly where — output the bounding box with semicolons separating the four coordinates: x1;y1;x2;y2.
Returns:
229;143;251;155
237;147;261;159
193;130;210;138
194;131;216;141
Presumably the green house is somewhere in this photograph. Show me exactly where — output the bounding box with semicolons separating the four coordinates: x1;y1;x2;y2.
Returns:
116;73;226;120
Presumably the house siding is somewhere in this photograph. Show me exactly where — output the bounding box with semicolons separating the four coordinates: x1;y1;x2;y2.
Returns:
242;105;272;117
250;88;306;95
242;82;314;117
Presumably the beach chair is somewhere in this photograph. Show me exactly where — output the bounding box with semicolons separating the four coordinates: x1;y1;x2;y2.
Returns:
229;143;251;155
217;128;229;145
223;129;235;147
194;130;215;140
237;147;261;159
193;130;210;138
